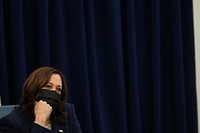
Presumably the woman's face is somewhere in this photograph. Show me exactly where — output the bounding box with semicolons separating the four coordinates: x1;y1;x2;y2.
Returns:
43;73;62;94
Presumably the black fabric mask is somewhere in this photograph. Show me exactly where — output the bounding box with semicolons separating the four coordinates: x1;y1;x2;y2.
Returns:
36;88;62;108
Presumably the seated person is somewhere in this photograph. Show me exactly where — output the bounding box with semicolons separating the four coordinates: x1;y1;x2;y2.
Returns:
0;66;82;133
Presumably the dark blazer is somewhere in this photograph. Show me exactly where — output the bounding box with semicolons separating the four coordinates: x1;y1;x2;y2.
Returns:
0;103;82;133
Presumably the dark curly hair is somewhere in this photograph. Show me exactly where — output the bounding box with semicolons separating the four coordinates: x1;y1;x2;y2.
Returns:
19;66;68;124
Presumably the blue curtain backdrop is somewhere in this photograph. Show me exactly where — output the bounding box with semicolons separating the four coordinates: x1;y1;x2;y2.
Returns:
0;0;198;133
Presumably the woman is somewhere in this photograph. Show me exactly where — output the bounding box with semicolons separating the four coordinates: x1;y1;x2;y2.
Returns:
0;67;82;133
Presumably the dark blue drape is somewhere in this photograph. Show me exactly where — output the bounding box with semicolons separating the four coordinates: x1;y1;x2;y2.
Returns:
0;0;198;133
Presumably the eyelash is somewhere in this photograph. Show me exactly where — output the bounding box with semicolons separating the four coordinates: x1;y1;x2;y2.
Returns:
46;85;51;88
45;85;62;91
57;88;62;92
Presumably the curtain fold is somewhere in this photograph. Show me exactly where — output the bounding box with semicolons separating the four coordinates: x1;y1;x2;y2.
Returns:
0;0;197;133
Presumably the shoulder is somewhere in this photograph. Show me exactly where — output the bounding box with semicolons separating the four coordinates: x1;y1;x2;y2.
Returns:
0;108;26;132
64;103;82;133
64;103;76;112
64;103;77;118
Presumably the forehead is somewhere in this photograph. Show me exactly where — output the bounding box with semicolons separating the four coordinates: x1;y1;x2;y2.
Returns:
49;74;62;84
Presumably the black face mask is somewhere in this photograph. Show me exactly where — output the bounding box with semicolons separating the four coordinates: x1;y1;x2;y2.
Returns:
36;88;62;108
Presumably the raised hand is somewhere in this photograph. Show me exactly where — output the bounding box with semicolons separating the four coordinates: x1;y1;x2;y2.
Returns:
34;100;53;127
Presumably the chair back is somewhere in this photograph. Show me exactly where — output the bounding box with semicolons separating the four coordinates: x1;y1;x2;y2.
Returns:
0;105;16;119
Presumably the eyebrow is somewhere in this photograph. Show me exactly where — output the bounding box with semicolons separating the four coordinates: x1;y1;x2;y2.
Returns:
47;82;62;87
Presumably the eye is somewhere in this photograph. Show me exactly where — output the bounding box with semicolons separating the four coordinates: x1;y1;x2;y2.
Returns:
45;84;52;89
56;87;62;93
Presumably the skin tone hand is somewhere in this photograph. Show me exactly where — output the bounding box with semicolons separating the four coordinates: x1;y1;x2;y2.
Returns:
34;100;52;127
